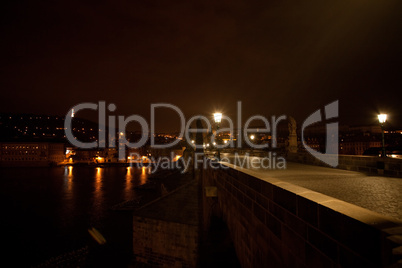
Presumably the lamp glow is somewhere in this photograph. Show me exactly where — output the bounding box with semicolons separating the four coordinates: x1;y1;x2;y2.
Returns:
378;113;388;157
378;114;387;124
213;113;222;123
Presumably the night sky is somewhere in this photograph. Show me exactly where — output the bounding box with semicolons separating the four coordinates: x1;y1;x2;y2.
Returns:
1;0;401;132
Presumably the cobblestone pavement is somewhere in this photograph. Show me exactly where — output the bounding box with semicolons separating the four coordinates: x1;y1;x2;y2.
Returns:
221;154;402;221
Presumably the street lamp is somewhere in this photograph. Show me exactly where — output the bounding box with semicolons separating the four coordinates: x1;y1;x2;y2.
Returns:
378;114;387;157
213;113;222;124
213;113;222;160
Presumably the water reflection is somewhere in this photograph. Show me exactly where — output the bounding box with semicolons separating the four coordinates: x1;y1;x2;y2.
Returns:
62;166;74;226
125;167;133;200
140;166;149;185
0;166;154;267
93;167;104;218
95;167;103;195
64;166;152;224
63;166;73;193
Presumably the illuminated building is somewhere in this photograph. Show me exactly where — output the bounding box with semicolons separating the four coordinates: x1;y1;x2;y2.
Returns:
0;142;65;166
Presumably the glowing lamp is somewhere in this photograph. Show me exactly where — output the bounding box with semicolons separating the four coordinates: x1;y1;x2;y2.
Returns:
213;113;222;123
378;113;388;157
378;114;387;124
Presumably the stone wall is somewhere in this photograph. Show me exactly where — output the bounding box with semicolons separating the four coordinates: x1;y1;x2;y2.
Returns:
132;180;199;267
202;162;402;267
287;152;402;177
133;217;198;267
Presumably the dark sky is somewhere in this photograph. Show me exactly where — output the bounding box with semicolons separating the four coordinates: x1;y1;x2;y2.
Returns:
1;0;401;132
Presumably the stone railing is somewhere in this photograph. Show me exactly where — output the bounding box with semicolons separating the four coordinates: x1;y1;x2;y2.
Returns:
202;160;402;267
287;152;402;177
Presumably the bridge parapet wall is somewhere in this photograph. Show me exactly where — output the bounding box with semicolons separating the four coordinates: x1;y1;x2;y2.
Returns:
287;152;402;177
218;149;402;177
202;162;402;267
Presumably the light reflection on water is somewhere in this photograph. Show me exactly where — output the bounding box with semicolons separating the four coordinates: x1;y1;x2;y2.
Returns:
93;167;104;219
0;166;149;267
62;166;75;224
64;166;73;191
140;166;149;185
125;167;133;200
60;165;149;222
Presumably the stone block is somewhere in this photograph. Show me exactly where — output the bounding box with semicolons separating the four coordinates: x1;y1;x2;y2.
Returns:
281;224;305;261
318;204;346;242
260;180;273;198
284;210;307;239
244;186;255;200
305;243;335;268
266;212;282;239
249;177;262;193
297;195;319;227
282;245;304;268
253;203;266;224
307;226;338;261
270;201;286;222
273;185;297;214
242;195;253;211
256;192;269;210
339;245;375;268
269;230;284;260
318;203;383;265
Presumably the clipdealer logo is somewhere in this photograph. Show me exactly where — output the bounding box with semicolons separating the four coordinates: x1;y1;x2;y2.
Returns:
301;100;339;167
64;100;339;169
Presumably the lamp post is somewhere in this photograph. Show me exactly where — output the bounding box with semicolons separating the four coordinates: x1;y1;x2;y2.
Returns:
378;114;387;158
213;112;222;160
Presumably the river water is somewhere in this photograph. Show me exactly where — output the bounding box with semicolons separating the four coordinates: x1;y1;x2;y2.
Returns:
0;165;150;267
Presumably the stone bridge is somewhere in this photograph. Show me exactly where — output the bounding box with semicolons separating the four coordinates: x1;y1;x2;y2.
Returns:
201;153;402;267
132;152;402;267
